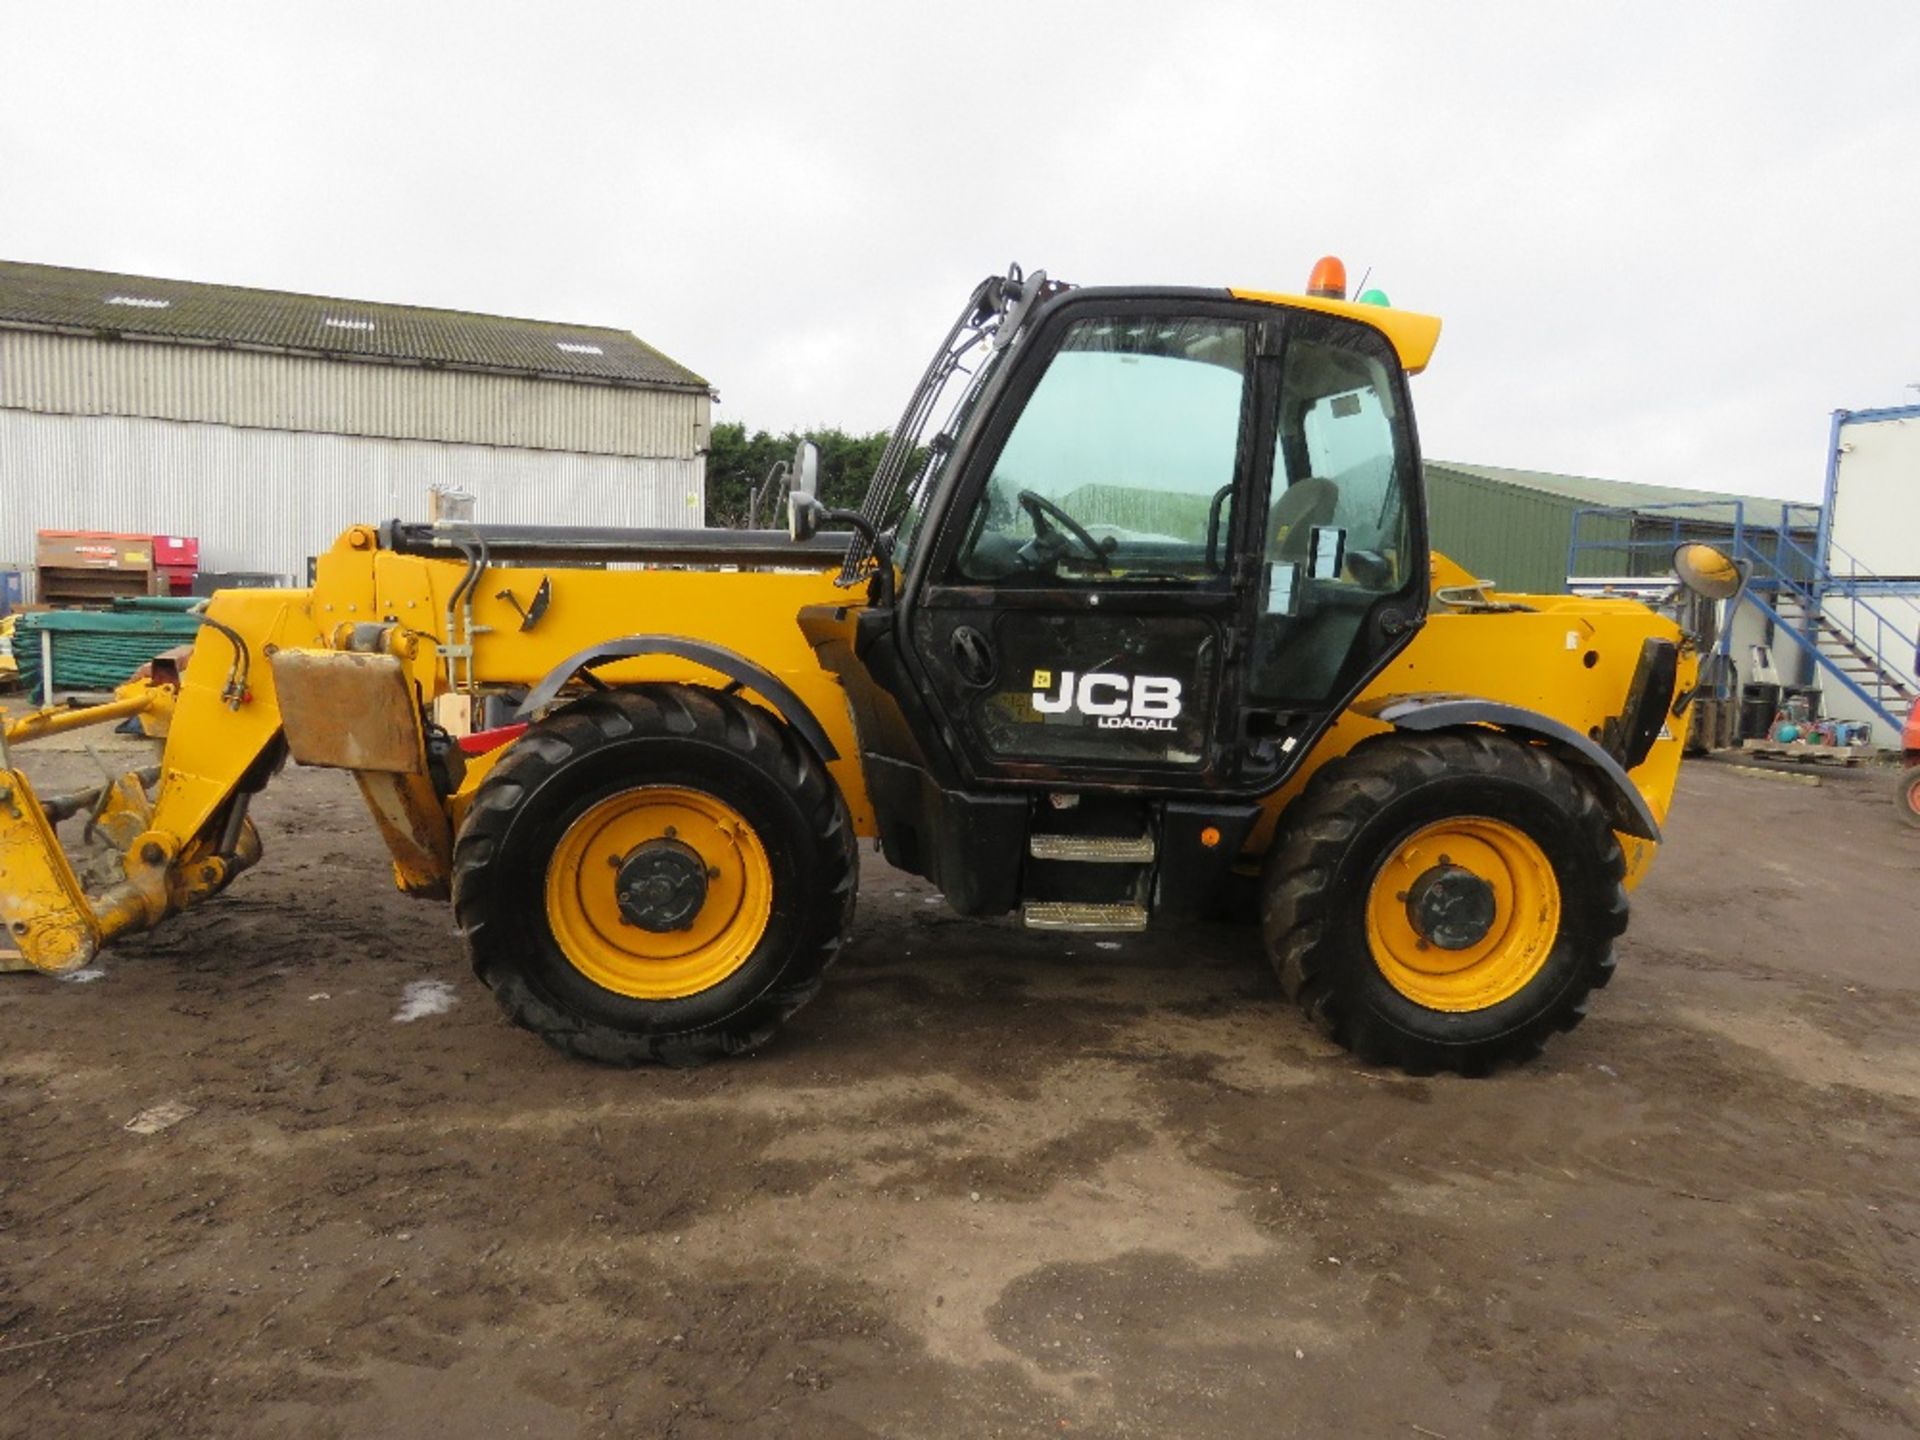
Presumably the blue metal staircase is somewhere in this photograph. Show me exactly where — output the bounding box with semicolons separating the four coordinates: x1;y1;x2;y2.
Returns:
1567;499;1918;737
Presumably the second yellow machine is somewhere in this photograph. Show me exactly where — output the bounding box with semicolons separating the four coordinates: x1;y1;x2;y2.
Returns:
0;261;1732;1074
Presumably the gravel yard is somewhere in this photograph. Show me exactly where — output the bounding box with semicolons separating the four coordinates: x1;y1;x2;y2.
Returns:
3;748;1917;1438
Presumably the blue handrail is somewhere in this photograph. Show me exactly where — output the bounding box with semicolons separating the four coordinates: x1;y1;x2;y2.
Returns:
1740;590;1906;733
1731;521;1918;701
1566;497;1916;734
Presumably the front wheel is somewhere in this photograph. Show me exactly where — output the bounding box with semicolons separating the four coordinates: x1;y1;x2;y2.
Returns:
1262;732;1628;1075
453;685;857;1066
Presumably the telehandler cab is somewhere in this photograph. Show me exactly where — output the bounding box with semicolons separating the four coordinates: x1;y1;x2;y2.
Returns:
0;260;1728;1074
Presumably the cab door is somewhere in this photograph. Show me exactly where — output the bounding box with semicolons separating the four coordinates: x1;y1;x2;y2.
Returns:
903;301;1260;789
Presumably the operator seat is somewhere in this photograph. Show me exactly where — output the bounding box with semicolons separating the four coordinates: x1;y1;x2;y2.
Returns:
1266;476;1339;560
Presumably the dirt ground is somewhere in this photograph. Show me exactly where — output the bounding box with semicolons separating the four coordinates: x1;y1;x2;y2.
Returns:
3;742;1919;1439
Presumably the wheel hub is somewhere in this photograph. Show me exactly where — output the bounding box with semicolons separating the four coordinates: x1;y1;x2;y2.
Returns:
1365;816;1562;1013
1403;863;1498;951
614;839;710;932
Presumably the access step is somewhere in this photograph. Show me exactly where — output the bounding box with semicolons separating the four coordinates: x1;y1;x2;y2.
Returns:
1021;900;1150;932
1028;833;1156;863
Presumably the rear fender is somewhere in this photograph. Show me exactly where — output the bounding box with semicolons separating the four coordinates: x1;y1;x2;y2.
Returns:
514;636;840;764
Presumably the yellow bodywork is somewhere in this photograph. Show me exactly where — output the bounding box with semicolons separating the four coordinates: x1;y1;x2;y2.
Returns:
0;526;863;973
1254;567;1692;891
0;518;1693;975
1227;288;1443;374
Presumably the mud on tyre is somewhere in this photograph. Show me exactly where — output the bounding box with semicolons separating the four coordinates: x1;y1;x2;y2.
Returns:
1262;730;1628;1075
453;685;857;1066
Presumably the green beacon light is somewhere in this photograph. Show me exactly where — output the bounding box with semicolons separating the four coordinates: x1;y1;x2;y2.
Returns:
1357;288;1391;307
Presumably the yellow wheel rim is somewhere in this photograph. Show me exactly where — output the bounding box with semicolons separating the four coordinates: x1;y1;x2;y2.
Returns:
1364;817;1561;1012
544;786;772;1000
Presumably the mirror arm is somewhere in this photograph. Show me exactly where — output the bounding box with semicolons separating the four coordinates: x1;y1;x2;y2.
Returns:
819;508;896;605
790;491;896;605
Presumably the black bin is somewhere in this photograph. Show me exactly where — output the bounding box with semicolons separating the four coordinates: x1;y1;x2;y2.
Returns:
1739;681;1781;740
192;571;284;597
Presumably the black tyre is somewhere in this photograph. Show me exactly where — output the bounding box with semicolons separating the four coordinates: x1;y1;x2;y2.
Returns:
1898;766;1920;831
1262;731;1627;1075
453;685;857;1066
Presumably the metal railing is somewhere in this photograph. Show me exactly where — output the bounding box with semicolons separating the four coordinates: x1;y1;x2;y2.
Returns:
1567;499;1917;734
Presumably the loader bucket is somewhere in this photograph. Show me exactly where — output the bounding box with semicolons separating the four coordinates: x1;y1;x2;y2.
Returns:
0;685;261;973
0;764;101;971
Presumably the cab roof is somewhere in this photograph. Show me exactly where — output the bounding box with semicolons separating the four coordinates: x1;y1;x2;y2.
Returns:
1228;287;1443;374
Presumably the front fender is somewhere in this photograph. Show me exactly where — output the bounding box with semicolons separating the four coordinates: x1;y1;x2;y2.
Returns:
1366;694;1662;842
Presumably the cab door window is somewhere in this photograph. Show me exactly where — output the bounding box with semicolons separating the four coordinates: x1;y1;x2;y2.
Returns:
954;317;1249;584
1251;323;1416;700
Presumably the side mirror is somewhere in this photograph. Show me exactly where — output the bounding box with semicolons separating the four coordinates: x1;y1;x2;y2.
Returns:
793;439;820;497
1674;542;1746;601
788;489;825;542
1672;542;1747;650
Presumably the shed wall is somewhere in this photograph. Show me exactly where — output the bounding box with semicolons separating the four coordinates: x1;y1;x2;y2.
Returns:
0;331;710;460
1423;466;1620;593
0;409;704;590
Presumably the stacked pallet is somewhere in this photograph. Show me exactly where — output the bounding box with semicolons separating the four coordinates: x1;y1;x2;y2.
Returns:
12;599;201;700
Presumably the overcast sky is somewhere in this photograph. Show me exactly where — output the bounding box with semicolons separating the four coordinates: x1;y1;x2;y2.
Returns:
4;1;1915;503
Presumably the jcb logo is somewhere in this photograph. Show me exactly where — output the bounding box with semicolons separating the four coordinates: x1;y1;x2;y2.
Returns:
1031;670;1182;732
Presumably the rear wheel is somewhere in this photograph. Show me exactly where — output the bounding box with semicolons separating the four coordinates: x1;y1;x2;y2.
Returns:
1262;731;1627;1075
453;685;857;1066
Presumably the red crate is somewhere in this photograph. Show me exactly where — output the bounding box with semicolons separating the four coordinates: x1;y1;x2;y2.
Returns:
152;535;199;569
152;535;200;596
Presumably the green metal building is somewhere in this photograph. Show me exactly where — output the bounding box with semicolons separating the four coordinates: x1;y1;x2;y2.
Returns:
1422;460;1811;593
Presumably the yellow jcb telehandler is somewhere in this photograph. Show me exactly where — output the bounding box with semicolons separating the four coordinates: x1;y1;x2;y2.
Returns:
0;261;1741;1074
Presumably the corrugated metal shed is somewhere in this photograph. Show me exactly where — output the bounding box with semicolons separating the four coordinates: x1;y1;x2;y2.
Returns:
0;263;715;589
0;409;703;589
1424;460;1807;593
1423;464;1608;592
0;260;707;390
0;331;708;458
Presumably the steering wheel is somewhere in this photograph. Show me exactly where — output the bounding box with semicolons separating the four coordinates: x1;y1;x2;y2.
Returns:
1017;490;1113;573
